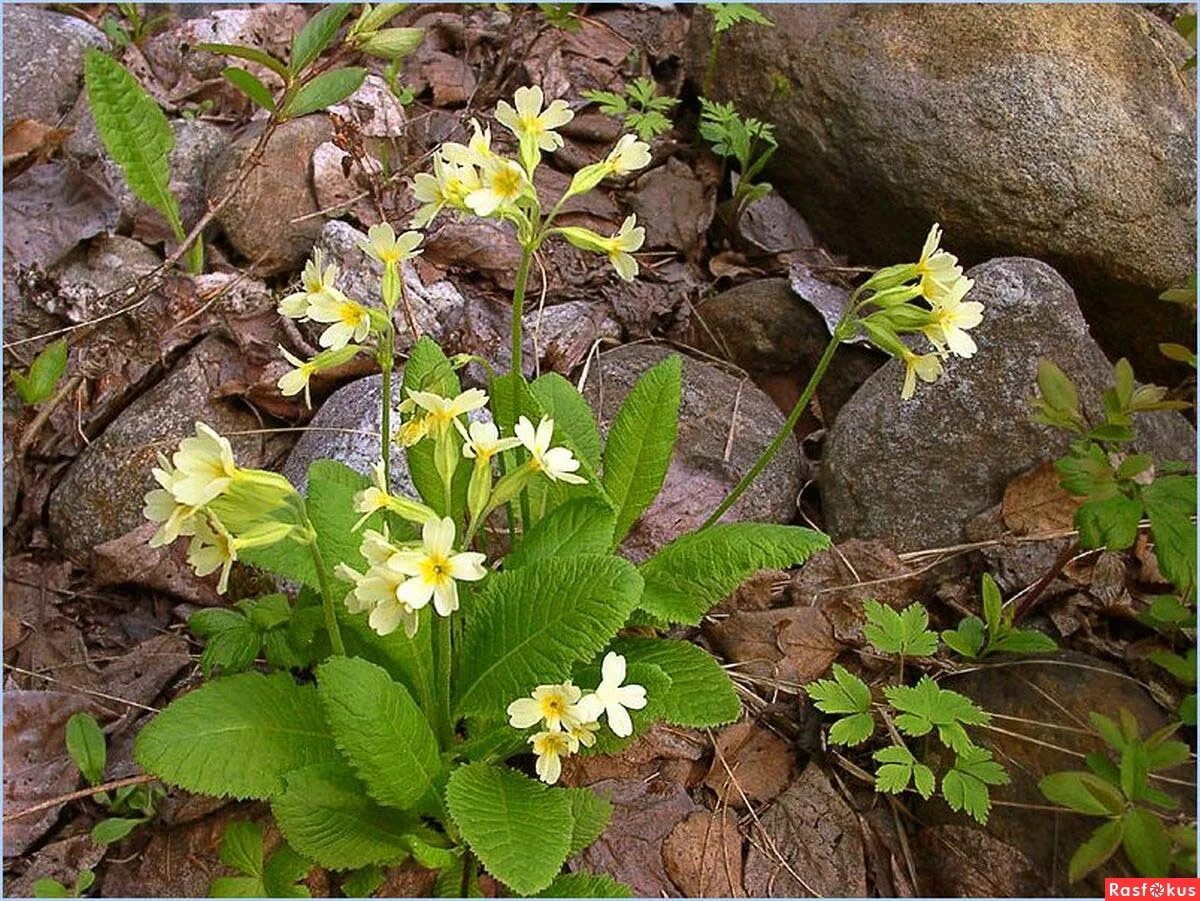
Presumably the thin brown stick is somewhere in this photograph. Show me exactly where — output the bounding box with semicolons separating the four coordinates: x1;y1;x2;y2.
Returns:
2;774;157;823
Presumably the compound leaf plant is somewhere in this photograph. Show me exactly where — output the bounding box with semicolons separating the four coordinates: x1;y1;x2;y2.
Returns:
134;66;991;895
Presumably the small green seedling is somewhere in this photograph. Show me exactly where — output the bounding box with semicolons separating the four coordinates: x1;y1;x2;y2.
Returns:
1031;358;1196;600
1040;711;1195;880
65;713;161;846
697;97;778;228
807;601;1008;825
11;339;67;406
941;574;1059;659
583;77;679;142
32;871;94;899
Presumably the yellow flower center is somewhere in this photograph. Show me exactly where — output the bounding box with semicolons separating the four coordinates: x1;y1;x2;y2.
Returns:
338;303;365;327
421;552;452;587
519;112;543;136
492;166;523;200
533;732;570;756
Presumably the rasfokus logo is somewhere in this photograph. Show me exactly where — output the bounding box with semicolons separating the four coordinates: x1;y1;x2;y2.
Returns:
1107;879;1200;898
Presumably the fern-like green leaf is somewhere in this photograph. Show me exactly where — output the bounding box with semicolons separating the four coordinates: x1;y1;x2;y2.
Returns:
134;672;338;799
83;49;183;238
638;523;830;625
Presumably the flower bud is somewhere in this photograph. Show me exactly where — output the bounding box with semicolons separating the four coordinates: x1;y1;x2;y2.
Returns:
352;3;408;37
434;429;460;489
359;27;424;61
861;263;919;294
467;460;492;522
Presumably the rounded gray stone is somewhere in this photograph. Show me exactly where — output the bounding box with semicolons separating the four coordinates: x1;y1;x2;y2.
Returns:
209;115;330;275
3;7;105;126
48;338;265;557
281;374;417;498
691;5;1196;299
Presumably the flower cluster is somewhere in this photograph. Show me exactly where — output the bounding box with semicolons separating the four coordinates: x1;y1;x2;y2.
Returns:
507;652;647;784
409;85;652;281
853;224;984;400
143;423;303;593
335;378;587;637
274;225;423;408
335;518;485;637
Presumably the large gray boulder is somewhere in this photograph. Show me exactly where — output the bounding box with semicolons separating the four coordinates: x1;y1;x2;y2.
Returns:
691;4;1196;370
209;116;330;275
281;374;417;498
582;344;802;562
48;338;267;556
3;7;105;126
820;258;1196;551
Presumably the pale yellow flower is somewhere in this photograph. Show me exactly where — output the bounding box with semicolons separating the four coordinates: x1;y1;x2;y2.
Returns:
507;682;584;732
408;388;489;438
494;85;574;153
358;223;423;266
515;415;586;485
456;419;521;463
529;730;575;784
576;652;646;738
171;422;238;507
279;249;338;319
567;718;600;749
307;292;372;350
441;118;495;167
277;346;318;408
187;517;238;595
604;215;645;281
352;460;437;529
900;349;944;400
604;134;652;175
143;453;199;547
464;157;530;217
923;277;982;358
388;516;487;617
915;223;964;300
411;156;481;228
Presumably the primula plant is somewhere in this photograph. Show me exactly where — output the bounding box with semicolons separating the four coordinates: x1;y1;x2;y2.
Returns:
130;83;987;896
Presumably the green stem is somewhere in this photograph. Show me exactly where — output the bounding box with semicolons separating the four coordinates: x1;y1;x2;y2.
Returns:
509;247;534;377
701;326;845;529
379;324;395;490
308;534;346;656
433;613;453;748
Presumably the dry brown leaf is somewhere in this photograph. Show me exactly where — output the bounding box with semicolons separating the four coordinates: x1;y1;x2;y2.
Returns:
790;539;923;644
3;691;105;856
706;607;841;688
573;777;699;898
705;721;795;808
662;809;745;897
743;764;867;897
1001;461;1081;535
4;118;70;171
